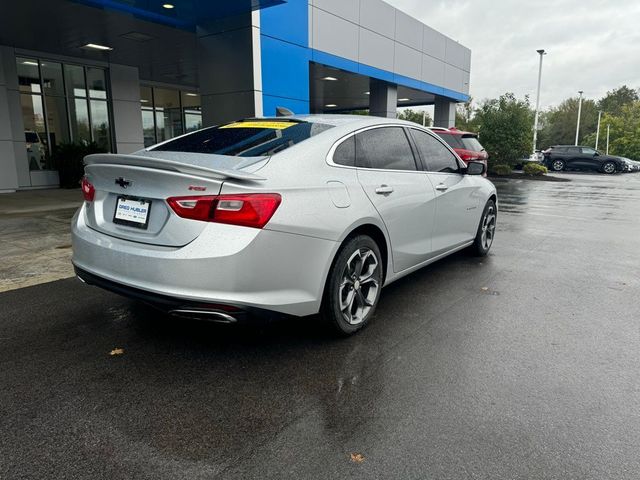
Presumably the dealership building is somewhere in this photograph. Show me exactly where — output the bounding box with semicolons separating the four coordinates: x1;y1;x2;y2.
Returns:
0;0;471;192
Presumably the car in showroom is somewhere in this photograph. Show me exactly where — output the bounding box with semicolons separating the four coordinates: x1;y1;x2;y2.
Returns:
72;115;497;335
542;145;626;174
429;127;489;173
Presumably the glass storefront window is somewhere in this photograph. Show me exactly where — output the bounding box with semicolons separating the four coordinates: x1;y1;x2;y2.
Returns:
40;62;64;97
154;88;182;142
16;57;41;94
17;58;112;171
64;64;86;98
21;93;47;170
44;95;70;158
141;86;202;146
86;67;107;99
90;100;111;151
69;98;91;144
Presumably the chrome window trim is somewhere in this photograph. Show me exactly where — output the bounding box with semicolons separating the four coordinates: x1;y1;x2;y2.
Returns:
326;123;465;174
326;124;423;174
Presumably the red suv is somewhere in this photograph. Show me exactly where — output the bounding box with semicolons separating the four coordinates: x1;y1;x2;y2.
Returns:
429;127;488;171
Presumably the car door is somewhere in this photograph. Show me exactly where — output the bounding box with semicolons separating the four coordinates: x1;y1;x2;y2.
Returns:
352;126;437;273
566;146;586;169
409;128;481;254
580;147;601;170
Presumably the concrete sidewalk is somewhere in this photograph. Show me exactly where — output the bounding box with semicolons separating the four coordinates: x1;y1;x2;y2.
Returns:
0;188;82;215
0;188;82;292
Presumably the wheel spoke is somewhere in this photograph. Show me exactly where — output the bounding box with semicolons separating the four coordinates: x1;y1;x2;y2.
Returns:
356;289;371;308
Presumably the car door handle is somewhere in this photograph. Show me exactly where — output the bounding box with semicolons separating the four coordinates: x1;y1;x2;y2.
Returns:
435;184;449;192
375;185;394;195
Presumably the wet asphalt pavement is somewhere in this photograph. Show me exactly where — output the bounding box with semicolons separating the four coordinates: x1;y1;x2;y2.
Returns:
2;172;640;479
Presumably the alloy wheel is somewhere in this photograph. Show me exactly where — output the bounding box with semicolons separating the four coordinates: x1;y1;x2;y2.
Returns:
603;162;615;174
552;160;564;171
339;248;380;325
481;205;497;250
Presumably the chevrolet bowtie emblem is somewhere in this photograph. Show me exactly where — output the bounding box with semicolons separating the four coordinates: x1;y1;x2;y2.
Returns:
115;177;132;188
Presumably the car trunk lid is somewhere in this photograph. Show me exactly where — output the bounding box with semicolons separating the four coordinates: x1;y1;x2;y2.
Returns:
82;152;268;247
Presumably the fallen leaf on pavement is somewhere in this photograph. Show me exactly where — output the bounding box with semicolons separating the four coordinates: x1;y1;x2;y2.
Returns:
109;348;124;356
481;287;489;291
350;453;365;463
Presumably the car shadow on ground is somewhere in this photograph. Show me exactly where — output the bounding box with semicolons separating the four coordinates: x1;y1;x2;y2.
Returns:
123;248;483;352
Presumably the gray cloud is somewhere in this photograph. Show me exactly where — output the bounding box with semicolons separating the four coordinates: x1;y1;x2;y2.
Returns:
387;0;640;107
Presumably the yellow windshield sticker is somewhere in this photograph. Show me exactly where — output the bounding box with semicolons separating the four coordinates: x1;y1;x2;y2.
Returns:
220;121;295;130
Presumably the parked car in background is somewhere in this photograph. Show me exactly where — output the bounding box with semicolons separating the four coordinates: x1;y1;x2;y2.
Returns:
542;146;626;174
429;127;488;172
72;115;497;336
515;151;544;170
25;131;46;170
621;158;640;172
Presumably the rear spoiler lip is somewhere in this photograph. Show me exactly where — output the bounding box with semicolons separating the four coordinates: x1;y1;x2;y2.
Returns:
83;153;267;182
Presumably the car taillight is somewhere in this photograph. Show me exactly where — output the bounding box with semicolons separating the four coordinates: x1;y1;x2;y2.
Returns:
166;193;281;229
81;177;95;202
459;152;478;161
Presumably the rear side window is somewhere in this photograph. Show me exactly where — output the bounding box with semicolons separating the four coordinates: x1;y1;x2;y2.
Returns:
411;129;460;173
434;132;464;149
333;136;356;166
152;120;333;157
355;127;417;171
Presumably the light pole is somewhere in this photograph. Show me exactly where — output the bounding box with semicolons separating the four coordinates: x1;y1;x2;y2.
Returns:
595;110;602;150
575;90;584;146
606;124;610;154
532;49;546;154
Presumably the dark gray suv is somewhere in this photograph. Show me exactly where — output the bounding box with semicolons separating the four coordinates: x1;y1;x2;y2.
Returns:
543;145;625;174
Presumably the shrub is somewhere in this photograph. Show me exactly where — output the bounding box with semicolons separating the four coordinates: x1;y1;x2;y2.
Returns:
523;163;548;176
490;164;512;176
50;142;106;188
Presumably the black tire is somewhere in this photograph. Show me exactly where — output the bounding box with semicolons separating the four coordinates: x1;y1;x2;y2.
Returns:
320;235;383;336
551;159;565;171
602;161;616;174
471;200;497;257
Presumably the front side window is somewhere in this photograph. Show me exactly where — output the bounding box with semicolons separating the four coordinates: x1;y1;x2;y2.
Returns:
411;129;460;173
355;127;417;171
153;120;333;157
581;147;597;155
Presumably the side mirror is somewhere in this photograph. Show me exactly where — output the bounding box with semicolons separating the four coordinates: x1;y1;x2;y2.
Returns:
594;152;599;156
466;161;485;176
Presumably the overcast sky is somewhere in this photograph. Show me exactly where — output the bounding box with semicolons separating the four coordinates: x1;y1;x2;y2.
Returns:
387;0;640;109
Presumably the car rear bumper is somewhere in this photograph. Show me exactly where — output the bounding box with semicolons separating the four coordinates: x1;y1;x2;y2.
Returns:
71;206;338;317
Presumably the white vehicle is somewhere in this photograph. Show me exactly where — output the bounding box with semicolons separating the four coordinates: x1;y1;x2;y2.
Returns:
72;115;497;335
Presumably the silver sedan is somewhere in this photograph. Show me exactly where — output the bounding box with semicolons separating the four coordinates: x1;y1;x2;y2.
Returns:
72;115;497;335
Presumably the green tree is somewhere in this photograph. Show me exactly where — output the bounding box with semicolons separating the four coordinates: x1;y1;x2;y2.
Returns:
397;108;431;126
455;98;479;132
473;93;533;165
583;103;640;159
537;96;598;149
597;85;639;117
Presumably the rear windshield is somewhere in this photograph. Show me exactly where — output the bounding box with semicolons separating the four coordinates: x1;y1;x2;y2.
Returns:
461;135;484;152
434;132;464;149
152;120;333;157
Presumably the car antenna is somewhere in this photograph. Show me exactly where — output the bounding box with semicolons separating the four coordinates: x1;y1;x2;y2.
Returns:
276;106;294;117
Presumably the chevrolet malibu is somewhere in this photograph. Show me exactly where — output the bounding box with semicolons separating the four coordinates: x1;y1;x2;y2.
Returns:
72;115;497;335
